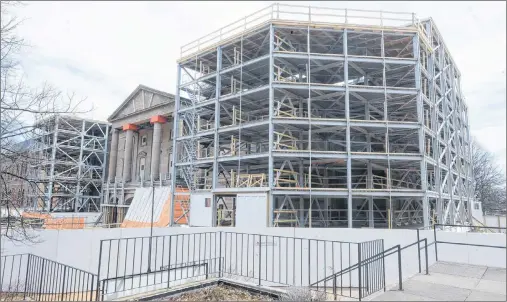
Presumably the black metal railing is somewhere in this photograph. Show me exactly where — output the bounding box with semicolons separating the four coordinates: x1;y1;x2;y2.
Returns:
1;253;98;301
432;224;507;262
312;237;429;301
1;254;28;301
97;231;365;300
97;232;223;300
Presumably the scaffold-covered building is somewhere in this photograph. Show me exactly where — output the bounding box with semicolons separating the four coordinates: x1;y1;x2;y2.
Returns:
28;115;109;213
171;3;476;229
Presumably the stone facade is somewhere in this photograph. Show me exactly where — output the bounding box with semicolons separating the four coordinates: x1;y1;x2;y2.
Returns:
102;85;175;224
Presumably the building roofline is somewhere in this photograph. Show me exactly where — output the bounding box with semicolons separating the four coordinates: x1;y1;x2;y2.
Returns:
107;84;175;122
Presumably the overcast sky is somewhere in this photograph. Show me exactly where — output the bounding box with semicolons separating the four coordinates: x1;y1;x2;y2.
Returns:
10;1;506;172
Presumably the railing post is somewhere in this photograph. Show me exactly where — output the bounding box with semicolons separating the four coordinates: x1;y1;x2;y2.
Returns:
358;244;362;301
219;232;223;278
381;240;386;292
167;235;172;288
433;224;438;261
333;276;337;301
101;279;106;301
424;238;429;275
258;234;262;286
308;240;311;286
96;240;103;301
417;229;421;273
90;275;95;302
397;245;402;291
37;258;45;301
23;254;31;300
60;266;67;301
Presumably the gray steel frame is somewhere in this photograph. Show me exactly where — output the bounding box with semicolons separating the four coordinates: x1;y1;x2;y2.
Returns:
28;115;110;212
171;4;474;228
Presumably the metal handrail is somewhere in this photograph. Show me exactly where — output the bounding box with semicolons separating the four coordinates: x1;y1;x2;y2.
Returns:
311;238;429;301
1;253;99;301
180;3;417;59
432;223;507;262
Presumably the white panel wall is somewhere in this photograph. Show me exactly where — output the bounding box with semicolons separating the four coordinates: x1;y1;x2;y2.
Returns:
2;225;505;299
484;215;507;229
236;193;267;228
436;231;506;268
189;192;213;227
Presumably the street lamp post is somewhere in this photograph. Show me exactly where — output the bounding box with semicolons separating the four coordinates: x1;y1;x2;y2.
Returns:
148;182;155;272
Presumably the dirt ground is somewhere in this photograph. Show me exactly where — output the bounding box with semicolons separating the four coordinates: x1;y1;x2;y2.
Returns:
159;284;275;301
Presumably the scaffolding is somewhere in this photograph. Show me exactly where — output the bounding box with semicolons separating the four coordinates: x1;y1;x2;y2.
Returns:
28;115;109;212
172;3;474;228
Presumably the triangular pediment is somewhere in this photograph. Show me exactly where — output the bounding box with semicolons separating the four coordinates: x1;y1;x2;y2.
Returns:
108;85;175;122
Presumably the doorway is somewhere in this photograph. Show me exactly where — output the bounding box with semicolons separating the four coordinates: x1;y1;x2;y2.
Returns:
214;195;236;227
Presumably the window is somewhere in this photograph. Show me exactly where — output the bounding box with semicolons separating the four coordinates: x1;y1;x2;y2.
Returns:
169;130;173;140
205;198;211;207
474;203;480;210
141;135;147;146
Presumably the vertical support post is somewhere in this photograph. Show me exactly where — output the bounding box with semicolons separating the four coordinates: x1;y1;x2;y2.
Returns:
333;276;337;300
212;46;222;191
96;241;103;302
414;34;430;228
219;232;223;278
100;123;110;211
37;259;45;301
167;235;172;288
367;162;374;228
107;128;119;183
75;119;86;212
417;229;421;273
122;127;136;183
308;240;311;286
60;266;67;301
258;234;262;286
343;28;352;228
424;238;429;275
433;225;438;261
397;245;402;290
169;64;182;226
268;24;275;226
150;118;165;180
46;115;60;212
381;239;386;292
23;254;31;300
358;244;362;301
148;183;155;272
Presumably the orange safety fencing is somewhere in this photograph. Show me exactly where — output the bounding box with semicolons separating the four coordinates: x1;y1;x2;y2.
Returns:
21;212;86;230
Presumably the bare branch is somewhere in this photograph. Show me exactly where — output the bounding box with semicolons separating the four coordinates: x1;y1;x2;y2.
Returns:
0;1;93;243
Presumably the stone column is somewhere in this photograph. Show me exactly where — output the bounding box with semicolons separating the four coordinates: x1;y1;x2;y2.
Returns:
122;124;138;182
150;115;167;180
108;128;119;182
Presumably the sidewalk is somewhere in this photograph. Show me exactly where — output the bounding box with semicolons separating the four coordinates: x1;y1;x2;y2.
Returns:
370;261;506;301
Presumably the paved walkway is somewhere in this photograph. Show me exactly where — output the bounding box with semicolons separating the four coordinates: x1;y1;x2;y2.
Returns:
370;262;506;301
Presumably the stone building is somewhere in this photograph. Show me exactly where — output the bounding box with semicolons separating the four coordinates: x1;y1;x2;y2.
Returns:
101;85;181;225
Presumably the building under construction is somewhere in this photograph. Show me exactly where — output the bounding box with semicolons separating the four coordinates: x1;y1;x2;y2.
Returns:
28;115;109;213
171;3;476;229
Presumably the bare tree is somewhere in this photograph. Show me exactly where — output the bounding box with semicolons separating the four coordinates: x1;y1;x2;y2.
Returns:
472;139;506;214
1;1;90;242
